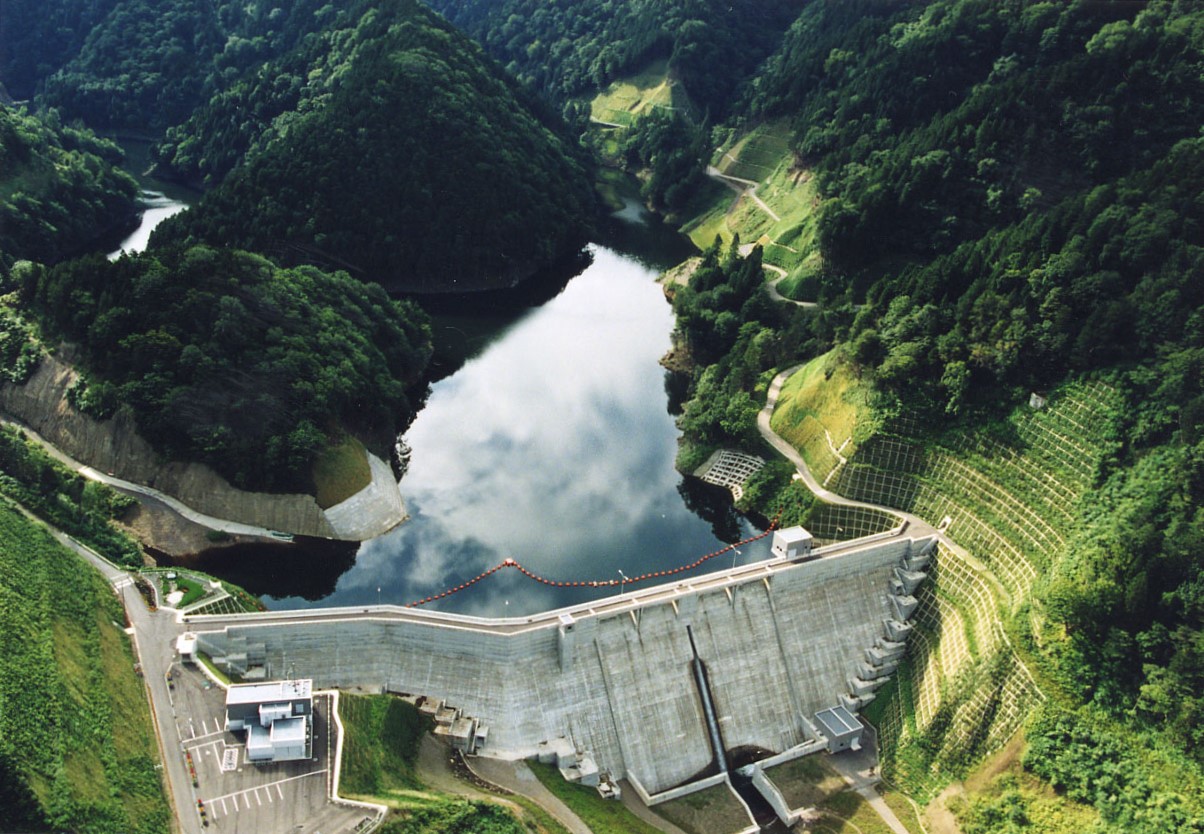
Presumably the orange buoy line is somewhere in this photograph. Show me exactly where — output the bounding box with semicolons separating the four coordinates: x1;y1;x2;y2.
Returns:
404;515;781;608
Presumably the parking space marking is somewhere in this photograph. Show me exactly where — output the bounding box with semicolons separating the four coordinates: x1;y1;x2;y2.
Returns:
203;769;328;811
220;798;228;816
276;783;284;800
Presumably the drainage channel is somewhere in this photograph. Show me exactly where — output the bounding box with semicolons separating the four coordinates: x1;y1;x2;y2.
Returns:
686;625;787;832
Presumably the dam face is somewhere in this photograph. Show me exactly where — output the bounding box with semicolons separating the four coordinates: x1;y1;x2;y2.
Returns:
190;533;930;798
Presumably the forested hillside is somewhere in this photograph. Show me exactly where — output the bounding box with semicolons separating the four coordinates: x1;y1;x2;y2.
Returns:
1;0;597;292
0;107;137;268
9;0;365;131
17;246;432;492
424;0;799;114
149;0;596;290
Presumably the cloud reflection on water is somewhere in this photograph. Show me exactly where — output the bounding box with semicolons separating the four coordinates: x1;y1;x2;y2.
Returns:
306;246;758;615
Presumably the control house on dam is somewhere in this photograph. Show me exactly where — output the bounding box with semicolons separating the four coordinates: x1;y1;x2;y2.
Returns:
188;527;932;811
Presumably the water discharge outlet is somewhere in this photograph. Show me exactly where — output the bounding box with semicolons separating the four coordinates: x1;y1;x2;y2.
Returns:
686;625;728;775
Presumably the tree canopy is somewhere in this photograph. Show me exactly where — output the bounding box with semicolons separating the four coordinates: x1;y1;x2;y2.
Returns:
19;245;432;492
0;106;137;268
149;1;597;290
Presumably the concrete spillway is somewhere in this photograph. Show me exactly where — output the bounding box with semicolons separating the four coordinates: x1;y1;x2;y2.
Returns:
189;532;930;800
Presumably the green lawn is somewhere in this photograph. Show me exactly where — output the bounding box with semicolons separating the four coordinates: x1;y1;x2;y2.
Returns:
527;760;665;834
312;434;372;508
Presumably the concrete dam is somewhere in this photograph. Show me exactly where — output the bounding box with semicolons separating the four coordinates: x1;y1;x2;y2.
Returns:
188;529;933;804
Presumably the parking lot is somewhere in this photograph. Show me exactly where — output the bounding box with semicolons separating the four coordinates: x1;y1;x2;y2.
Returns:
166;663;372;833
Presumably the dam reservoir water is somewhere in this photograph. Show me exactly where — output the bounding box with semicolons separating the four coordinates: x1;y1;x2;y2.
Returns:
115;178;772;616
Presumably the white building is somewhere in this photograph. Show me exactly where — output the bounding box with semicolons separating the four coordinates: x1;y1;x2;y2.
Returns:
225;679;312;763
771;526;814;561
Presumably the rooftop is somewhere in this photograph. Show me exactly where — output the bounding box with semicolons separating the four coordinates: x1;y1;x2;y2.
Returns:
815;705;862;737
270;716;308;743
226;679;312;706
776;526;813;544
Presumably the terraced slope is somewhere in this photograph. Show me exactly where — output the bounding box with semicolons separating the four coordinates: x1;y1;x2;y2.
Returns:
826;381;1123;797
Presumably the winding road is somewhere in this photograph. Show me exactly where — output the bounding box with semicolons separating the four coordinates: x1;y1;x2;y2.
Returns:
0;415;285;539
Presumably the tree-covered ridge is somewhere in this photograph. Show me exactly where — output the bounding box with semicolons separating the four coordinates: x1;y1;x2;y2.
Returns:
149;0;596;291
737;0;1204;403
18;246;432;493
8;0;365;131
0;107;137;268
0;0;122;101
424;0;799;118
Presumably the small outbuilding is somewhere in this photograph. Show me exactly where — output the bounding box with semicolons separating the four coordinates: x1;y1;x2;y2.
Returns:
176;632;197;665
815;705;864;754
772;527;814;561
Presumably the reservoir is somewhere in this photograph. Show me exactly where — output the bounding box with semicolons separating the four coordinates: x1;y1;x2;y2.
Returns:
131;184;772;616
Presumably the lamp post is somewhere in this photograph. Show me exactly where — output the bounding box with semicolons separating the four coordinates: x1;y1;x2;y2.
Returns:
618;569;629;595
731;547;742;571
377;586;381;607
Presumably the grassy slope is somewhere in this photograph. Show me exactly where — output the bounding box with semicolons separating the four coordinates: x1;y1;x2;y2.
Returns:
312;434;372;509
0;502;169;834
768;350;872;482
337;694;566;833
681;121;824;296
527;759;664;834
590;59;685;126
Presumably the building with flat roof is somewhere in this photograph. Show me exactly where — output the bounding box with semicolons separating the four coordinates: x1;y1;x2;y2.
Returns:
771;526;814;561
815;705;863;753
225;679;312;763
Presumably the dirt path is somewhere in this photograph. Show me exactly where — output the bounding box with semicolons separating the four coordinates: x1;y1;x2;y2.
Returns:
705;165;782;222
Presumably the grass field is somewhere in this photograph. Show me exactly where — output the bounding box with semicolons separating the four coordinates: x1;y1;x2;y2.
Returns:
312;434;372;508
814;790;916;834
0;502;170;834
654;782;754;834
527;760;664;834
769;351;873;482
590;59;693;126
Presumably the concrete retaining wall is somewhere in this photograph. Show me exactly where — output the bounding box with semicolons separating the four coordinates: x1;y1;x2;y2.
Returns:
751;767;802;826
0;354;409;539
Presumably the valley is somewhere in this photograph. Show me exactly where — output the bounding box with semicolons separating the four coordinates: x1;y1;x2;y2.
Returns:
2;2;1203;834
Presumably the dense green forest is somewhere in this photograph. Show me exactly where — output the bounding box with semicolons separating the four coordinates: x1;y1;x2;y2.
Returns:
2;0;597;291
424;0;799;114
729;0;1204;772
11;0;361;131
0;501;169;833
149;1;596;290
0;0;122;102
17;247;432;492
0;107;137;268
